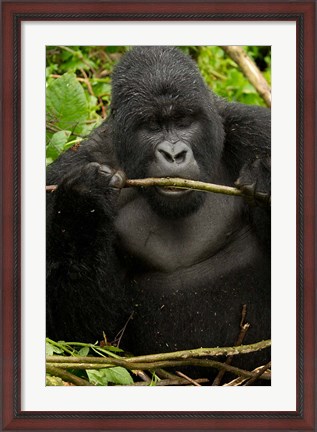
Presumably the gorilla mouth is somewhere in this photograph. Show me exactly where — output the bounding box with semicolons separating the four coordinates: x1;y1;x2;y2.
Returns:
156;186;192;197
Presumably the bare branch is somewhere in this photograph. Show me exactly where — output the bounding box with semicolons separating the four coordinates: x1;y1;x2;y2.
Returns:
212;304;250;386
222;46;271;108
47;356;271;381
244;361;272;386
176;370;203;386
46;177;270;205
130;377;209;386
46;365;93;386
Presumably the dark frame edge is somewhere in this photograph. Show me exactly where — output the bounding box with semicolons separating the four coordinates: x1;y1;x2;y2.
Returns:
2;1;17;431
1;1;316;431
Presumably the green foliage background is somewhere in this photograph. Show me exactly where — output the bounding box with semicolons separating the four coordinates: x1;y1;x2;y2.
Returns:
46;46;271;165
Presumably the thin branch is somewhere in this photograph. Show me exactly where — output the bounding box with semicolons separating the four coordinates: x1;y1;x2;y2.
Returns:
130;377;209;386
243;361;272;386
132;370;152;382
46;365;93;386
222;46;271;108
47;339;270;365
118;339;271;362
155;369;181;380
212;304;250;386
224;364;271;386
50;74;110;84
126;178;243;196
46;177;270;205
80;68;95;97
176;371;203;386
113;312;134;348
46;357;270;381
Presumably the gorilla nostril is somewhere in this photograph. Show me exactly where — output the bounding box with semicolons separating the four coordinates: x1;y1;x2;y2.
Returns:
174;150;187;164
159;149;174;164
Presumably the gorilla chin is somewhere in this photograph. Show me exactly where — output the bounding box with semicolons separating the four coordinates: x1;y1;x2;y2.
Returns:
143;186;206;219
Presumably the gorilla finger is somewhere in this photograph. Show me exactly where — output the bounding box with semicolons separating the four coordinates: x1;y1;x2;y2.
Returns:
255;191;271;208
109;170;126;189
99;164;114;176
59;164;98;192
235;182;257;206
234;179;256;195
97;165;127;189
241;182;256;197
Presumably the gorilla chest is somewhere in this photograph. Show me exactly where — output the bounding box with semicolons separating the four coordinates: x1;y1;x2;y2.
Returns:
115;192;246;273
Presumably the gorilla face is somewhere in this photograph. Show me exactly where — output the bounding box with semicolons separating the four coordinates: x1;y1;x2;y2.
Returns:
135;114;207;218
111;46;225;218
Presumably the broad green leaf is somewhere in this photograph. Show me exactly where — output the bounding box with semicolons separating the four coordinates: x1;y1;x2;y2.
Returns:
87;367;134;386
46;73;88;135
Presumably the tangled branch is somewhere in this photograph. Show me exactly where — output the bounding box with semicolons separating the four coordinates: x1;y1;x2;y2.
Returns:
46;339;271;386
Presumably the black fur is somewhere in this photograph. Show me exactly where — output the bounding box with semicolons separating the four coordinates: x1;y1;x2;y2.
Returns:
47;47;271;380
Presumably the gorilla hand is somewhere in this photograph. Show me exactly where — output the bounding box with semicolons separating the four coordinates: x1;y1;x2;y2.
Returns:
52;162;126;230
58;162;126;194
235;156;271;208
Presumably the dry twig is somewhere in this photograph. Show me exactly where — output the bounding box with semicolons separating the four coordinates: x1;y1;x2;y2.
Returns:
244;361;272;386
212;304;250;386
176;371;203;387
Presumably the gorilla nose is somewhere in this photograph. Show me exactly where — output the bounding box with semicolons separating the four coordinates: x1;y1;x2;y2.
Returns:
155;142;193;166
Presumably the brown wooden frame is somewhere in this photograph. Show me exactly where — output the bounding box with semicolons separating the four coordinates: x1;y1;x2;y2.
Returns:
1;1;315;430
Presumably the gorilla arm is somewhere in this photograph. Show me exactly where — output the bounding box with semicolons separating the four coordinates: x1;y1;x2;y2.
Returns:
218;101;271;247
46;122;128;342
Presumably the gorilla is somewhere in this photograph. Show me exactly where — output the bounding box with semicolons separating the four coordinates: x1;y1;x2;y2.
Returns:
46;46;271;379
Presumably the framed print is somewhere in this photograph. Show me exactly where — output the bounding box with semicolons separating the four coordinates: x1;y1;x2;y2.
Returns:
1;1;315;430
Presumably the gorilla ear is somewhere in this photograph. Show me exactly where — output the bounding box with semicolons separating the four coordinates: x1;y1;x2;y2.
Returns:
111;108;117;118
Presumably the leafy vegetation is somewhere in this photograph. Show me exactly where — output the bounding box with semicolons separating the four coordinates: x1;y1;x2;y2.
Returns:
46;338;134;386
46;45;271;165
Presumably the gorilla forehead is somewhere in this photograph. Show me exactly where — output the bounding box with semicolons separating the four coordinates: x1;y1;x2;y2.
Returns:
111;46;211;120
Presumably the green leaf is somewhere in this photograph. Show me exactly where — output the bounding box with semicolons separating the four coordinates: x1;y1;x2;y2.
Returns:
86;94;98;111
92;82;111;98
49;130;71;149
102;345;124;353
78;346;90;357
46;341;64;356
86;367;134;386
46;130;72;160
46;73;88;135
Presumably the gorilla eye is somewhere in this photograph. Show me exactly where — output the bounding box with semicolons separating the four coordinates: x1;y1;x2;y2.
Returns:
145;120;161;132
175;117;192;128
